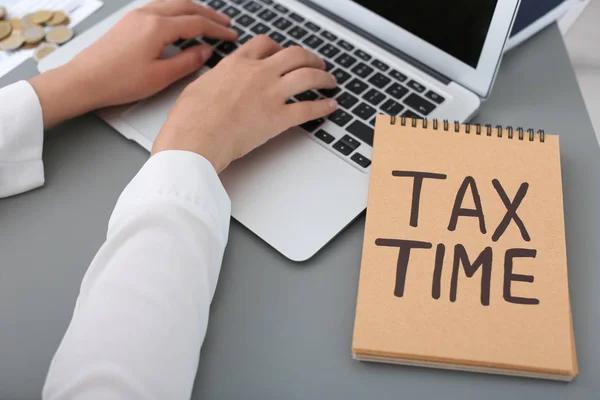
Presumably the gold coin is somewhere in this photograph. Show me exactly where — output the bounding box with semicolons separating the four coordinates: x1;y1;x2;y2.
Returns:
45;26;73;45
23;26;45;44
34;43;59;62
0;6;6;20
10;19;23;31
0;21;11;41
46;11;68;26
22;42;39;49
0;34;25;51
32;10;53;25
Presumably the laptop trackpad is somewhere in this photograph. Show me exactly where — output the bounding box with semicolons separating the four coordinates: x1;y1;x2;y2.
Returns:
121;71;203;143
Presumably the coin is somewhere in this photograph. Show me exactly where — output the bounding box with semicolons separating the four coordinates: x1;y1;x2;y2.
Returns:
0;6;6;20
22;42;38;49
10;19;23;31
20;14;38;28
0;34;25;51
34;43;59;62
23;26;45;44
0;21;11;41
46;11;68;26
46;26;74;45
32;10;53;25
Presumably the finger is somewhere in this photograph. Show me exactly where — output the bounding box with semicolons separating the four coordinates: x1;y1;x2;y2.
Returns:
163;15;238;44
154;43;213;85
267;46;325;75
285;99;338;127
278;68;337;98
144;0;231;25
236;35;282;59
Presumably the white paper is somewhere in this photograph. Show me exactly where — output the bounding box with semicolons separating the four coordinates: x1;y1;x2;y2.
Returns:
0;0;103;78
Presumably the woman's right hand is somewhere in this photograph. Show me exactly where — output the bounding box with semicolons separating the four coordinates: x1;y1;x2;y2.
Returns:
152;35;338;173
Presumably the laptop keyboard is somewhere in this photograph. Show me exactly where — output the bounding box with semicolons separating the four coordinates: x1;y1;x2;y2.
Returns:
175;0;446;170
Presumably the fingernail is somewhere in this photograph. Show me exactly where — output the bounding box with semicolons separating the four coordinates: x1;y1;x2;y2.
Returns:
328;99;338;109
228;28;238;36
330;73;337;84
200;45;213;61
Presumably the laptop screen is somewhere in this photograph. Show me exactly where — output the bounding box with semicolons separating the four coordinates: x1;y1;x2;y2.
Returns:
351;0;499;68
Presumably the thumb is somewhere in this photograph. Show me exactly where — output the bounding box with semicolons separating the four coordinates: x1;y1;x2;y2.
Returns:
156;44;213;84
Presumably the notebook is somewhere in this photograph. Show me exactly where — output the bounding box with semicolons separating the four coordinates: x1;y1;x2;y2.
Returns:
352;115;578;381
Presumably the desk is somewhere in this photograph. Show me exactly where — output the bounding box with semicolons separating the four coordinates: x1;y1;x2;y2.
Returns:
1;1;599;398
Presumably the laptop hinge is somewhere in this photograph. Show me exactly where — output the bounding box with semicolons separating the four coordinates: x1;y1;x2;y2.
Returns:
297;0;452;85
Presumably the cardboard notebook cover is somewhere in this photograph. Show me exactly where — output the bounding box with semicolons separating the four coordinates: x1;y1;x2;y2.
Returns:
352;116;577;381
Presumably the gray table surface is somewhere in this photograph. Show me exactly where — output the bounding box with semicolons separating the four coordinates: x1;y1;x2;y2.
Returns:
1;1;599;399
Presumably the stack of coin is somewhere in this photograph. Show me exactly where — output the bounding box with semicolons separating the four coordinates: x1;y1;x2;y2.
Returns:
0;8;75;62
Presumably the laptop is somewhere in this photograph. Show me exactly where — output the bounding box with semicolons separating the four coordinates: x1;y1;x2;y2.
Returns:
39;0;520;262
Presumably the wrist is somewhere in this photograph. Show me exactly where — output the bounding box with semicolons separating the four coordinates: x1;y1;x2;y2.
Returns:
29;63;103;129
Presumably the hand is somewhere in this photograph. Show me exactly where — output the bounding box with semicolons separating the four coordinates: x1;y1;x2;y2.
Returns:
152;36;338;173
29;0;237;128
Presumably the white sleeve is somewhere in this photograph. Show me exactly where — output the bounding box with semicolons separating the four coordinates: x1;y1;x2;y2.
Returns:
0;81;45;198
43;150;231;400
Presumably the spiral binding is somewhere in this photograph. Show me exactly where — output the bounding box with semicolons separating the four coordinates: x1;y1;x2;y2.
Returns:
389;116;545;143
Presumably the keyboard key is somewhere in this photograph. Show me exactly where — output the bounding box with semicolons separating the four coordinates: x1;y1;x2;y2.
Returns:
351;62;374;78
239;34;253;44
315;129;335;144
180;39;201;50
346;78;369;95
328;109;352;127
251;22;270;34
237;14;256;27
381;99;404;115
295;90;319;102
407;80;426;93
368;72;391;88
338;39;354;51
289;25;308;39
346;120;374;145
404;93;436;115
351;153;371;168
333;140;353;156
305;21;320;32
173;38;187;47
206;53;223;68
274;4;289;13
352;102;376;120
208;0;225;9
258;0;273;4
204;37;220;45
402;109;423;119
269;31;286;43
223;6;241;18
371;59;389;71
217;41;238;54
354;49;371;61
230;25;245;36
285;98;296;104
289;12;304;22
370;118;376;126
335;53;357;68
385;83;409;100
332;68;351;84
425;90;445;104
319;87;341;98
283;39;298;47
362;88;385;106
303;34;324;49
340;134;361;150
319;44;340;59
324;60;334;71
390;69;407;82
300;118;324;132
231;0;245;3
321;30;337;41
274;17;292;30
258;9;277;21
337;92;359;109
243;1;262;13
